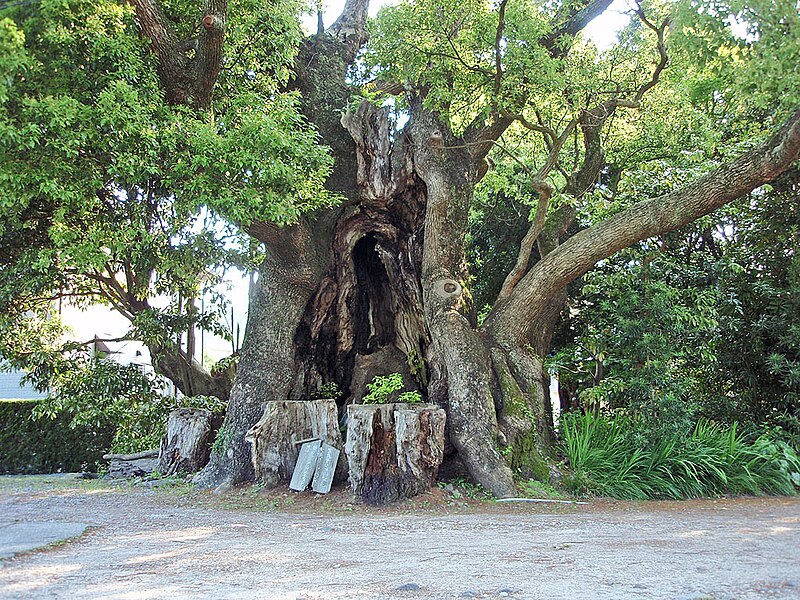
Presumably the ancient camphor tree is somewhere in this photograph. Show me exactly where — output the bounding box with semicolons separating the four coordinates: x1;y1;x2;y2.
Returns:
3;0;798;495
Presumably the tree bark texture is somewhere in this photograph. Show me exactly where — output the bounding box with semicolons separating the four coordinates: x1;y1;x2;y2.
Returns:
194;227;325;490
245;399;345;486
345;403;446;505
157;408;217;475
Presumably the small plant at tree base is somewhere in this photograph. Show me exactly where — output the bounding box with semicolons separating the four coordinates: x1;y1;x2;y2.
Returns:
398;391;423;404
438;478;493;501
211;424;235;457
309;381;343;401
362;373;423;404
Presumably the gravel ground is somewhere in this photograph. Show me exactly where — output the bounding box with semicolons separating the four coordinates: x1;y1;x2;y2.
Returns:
0;475;798;600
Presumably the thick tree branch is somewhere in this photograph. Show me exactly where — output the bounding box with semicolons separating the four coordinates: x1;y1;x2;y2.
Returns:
130;0;193;104
197;0;227;108
497;179;553;300
466;114;517;169
484;107;800;345
130;0;227;107
566;98;639;196
148;341;233;400
512;112;558;146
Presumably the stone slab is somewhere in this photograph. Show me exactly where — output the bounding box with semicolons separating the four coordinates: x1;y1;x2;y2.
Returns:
289;440;321;492
311;443;340;494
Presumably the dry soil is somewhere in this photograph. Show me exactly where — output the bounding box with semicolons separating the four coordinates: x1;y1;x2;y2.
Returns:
0;475;798;600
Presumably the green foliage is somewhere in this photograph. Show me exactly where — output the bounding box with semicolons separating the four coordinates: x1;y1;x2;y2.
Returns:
210;353;240;378
518;478;566;500
362;373;423;404
550;247;723;438
309;381;343;401
184;394;227;415
32;358;171;453
562;412;800;499
398;391;424;403
0;399;115;474
552;166;799;439
211;423;234;457
673;0;800;120
438;477;493;501
364;0;560;130
0;0;336;385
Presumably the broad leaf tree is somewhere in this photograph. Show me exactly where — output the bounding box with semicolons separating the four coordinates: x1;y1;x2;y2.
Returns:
0;0;333;399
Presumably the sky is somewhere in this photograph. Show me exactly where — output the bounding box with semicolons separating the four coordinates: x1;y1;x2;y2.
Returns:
63;0;632;365
307;0;633;51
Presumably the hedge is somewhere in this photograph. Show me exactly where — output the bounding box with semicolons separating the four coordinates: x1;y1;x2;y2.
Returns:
0;400;115;474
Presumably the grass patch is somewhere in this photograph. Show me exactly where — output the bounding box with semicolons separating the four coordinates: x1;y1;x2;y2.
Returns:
561;412;800;500
518;478;568;500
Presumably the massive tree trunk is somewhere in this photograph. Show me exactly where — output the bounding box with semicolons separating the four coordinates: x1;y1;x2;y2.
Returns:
194;224;326;490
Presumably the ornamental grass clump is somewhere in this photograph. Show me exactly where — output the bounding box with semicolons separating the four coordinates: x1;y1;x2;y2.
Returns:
561;412;800;500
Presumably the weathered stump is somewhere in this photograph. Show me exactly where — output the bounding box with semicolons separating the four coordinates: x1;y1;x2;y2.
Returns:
245;399;345;487
157;408;215;475
104;450;159;478
345;403;446;505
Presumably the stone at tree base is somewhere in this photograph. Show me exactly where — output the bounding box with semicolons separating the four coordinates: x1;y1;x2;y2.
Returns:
345;403;446;505
245;399;345;487
157;408;216;476
103;450;159;479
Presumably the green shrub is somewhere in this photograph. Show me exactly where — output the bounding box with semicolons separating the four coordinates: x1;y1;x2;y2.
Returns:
33;359;171;453
0;400;115;474
561;411;800;499
362;373;422;404
32;359;227;454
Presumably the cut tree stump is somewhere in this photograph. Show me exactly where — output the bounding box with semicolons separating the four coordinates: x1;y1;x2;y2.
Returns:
157;408;216;476
345;403;446;505
245;399;345;487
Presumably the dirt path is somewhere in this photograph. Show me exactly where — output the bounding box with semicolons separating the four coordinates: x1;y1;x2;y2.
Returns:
0;476;798;599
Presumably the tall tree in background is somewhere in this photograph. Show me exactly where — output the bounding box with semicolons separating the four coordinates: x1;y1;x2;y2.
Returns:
0;0;333;400
1;0;798;496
